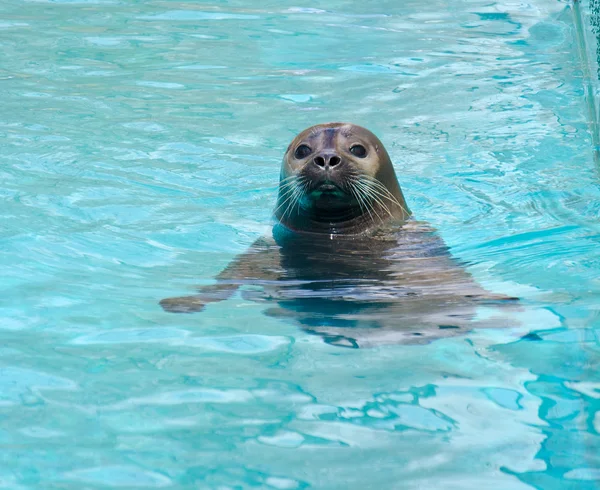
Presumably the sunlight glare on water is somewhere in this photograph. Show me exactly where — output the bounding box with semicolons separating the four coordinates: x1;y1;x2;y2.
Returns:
0;0;599;488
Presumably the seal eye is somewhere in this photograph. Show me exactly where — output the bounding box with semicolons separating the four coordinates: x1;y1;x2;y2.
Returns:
350;144;367;158
294;144;311;159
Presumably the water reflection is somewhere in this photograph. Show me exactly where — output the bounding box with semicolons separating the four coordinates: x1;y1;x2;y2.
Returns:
0;0;598;487
161;222;519;348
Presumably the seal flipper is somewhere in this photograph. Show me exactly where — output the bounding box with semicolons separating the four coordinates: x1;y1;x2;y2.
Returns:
159;283;238;313
159;236;281;313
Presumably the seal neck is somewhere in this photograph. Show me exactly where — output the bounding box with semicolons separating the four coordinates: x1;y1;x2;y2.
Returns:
275;200;409;237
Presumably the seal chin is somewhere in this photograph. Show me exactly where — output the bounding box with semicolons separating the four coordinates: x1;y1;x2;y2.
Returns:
308;182;347;201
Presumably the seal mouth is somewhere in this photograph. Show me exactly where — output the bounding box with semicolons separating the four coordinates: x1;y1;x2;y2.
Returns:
318;183;338;192
309;182;346;199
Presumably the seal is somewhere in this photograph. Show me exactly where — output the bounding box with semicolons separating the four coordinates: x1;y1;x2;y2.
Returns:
160;123;517;347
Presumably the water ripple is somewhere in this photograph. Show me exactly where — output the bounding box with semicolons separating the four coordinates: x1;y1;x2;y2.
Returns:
63;466;172;487
0;0;597;487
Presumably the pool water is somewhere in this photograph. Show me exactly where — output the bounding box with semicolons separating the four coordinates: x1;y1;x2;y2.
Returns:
1;0;599;488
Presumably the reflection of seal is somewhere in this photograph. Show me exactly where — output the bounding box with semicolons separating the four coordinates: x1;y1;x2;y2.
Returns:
160;123;517;347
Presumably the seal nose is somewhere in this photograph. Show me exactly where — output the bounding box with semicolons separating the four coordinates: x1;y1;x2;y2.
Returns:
313;152;342;170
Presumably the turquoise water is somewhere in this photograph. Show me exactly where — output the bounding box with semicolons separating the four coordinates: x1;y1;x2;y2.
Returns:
1;0;600;488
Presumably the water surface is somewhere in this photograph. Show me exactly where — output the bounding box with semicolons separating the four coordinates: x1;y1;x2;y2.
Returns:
1;0;599;488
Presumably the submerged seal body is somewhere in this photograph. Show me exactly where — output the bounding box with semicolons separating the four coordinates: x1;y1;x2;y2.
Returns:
160;123;516;347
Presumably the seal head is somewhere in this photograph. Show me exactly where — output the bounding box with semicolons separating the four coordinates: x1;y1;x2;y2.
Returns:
275;122;410;235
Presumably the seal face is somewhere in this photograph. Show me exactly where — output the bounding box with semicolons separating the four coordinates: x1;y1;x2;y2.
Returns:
275;123;410;235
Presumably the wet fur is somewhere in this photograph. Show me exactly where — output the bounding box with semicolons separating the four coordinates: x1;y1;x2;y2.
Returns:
160;123;517;347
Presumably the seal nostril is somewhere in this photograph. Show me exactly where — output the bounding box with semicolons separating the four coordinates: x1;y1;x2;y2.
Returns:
329;155;341;167
314;156;325;167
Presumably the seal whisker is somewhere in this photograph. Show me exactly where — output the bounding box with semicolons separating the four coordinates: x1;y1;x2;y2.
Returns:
277;182;298;195
361;176;410;218
286;187;304;220
347;176;369;214
274;184;296;209
354;179;383;223
277;176;300;192
367;177;407;207
348;178;375;225
275;178;304;217
279;174;299;185
280;176;307;221
282;188;302;220
348;184;365;216
348;183;373;225
356;180;394;218
353;179;389;223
